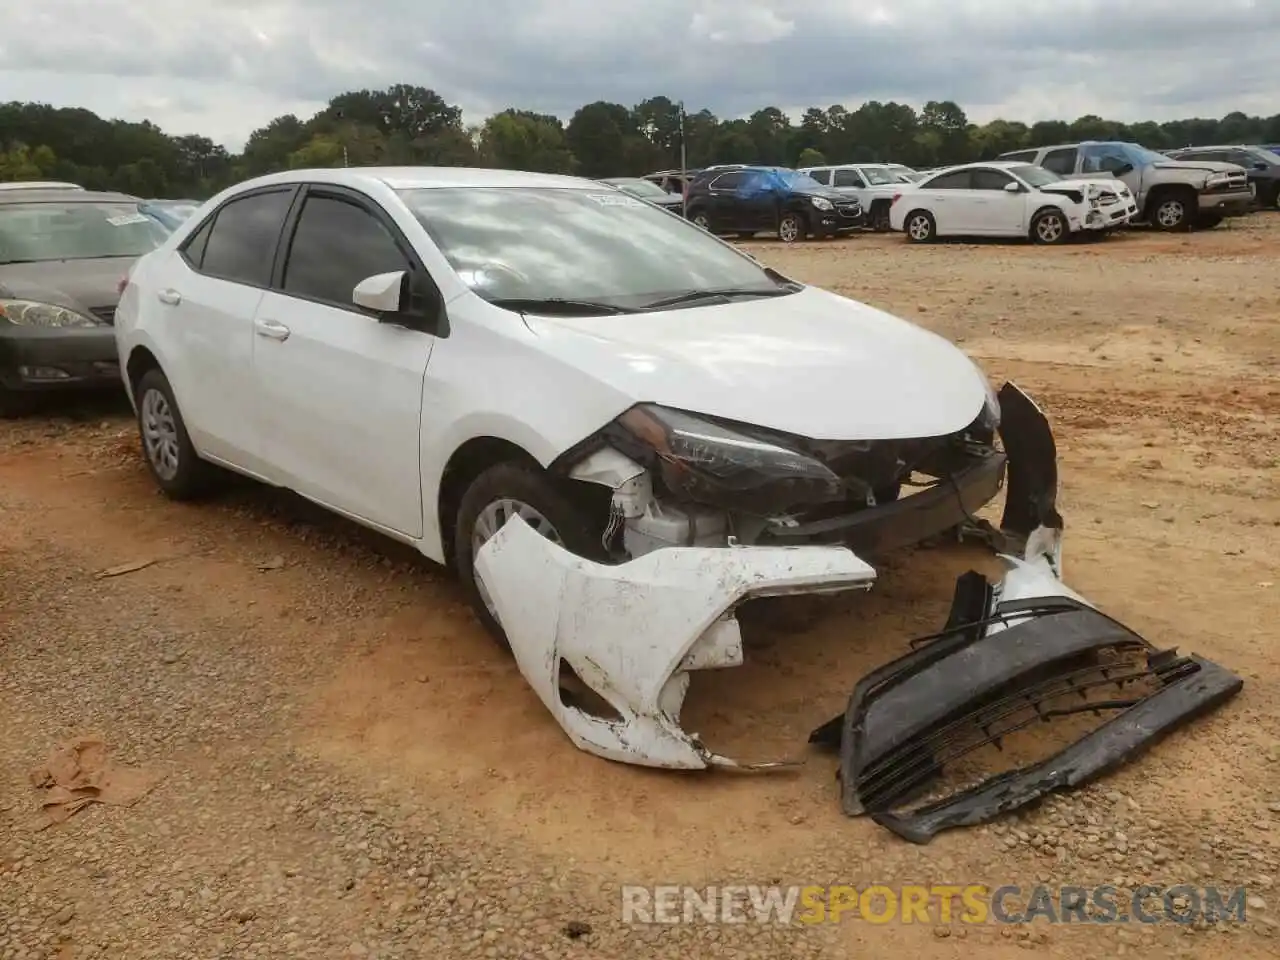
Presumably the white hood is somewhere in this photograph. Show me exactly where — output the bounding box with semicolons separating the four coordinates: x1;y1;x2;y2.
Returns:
522;286;989;441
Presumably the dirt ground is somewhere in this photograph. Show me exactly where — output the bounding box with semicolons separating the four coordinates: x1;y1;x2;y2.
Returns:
2;213;1278;959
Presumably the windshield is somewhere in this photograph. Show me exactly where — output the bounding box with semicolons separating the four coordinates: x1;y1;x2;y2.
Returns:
1010;165;1063;187
1245;149;1278;166
606;179;670;200
397;187;788;308
1113;143;1168;166
860;167;898;185
772;169;827;192
0;201;170;264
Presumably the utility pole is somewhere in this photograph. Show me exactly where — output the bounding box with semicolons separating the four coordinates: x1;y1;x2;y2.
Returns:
679;101;688;218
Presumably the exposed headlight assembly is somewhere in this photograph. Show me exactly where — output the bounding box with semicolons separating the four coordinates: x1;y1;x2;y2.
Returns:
810;197;834;211
0;299;100;328
614;404;843;514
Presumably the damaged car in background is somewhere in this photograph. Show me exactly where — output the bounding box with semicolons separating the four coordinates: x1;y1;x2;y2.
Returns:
113;166;1242;803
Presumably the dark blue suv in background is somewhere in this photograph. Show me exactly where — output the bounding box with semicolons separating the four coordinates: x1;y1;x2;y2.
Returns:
683;166;864;243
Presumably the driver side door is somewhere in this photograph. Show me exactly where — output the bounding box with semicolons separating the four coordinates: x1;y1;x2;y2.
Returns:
251;185;438;538
968;168;1028;234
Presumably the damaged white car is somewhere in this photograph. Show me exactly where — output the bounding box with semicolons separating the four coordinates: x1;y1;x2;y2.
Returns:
116;166;1064;768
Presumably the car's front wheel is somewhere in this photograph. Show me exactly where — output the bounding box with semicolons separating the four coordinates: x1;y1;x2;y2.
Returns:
1030;208;1069;245
688;208;712;231
453;462;603;647
134;367;220;500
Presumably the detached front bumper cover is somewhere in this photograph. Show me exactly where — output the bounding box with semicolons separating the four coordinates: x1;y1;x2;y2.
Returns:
811;548;1244;843
476;514;876;769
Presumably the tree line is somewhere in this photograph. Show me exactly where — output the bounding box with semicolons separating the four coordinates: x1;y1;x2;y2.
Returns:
3;85;1279;199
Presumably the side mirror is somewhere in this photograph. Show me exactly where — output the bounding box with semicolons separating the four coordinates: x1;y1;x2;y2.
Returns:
1003;182;1021;193
353;270;406;313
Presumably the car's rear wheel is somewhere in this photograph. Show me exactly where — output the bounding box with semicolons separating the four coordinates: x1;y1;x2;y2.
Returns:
778;211;807;243
689;209;711;231
134;367;220;500
453;462;603;648
904;210;936;242
1030;208;1069;245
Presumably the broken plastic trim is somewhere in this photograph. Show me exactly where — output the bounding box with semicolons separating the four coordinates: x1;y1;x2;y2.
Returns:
474;513;877;769
812;551;1244;843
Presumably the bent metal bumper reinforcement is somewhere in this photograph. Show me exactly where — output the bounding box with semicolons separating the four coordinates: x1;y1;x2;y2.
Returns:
810;559;1244;843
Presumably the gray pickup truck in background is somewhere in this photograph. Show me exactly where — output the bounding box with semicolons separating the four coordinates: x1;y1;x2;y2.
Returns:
996;141;1253;231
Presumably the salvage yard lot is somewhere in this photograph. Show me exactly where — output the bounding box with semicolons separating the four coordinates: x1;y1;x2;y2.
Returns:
2;215;1278;959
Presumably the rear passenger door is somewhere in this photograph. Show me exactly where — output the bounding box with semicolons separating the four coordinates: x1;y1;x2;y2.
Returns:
251;186;438;537
917;169;973;234
156;186;295;473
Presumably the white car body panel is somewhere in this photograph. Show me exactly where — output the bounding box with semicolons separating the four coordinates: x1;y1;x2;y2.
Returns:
475;513;877;768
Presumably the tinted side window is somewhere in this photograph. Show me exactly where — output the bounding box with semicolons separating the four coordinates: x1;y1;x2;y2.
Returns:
710;172;745;190
807;169;831;185
282;194;409;307
201;190;293;286
924;170;971;189
971;169;1014;190
180;217;213;269
1042;148;1079;175
832;169;864;187
1000;151;1037;163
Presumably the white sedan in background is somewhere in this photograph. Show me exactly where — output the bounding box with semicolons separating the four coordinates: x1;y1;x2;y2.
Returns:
889;161;1136;244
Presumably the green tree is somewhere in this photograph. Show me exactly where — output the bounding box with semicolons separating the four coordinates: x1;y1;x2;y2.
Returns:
478;110;575;173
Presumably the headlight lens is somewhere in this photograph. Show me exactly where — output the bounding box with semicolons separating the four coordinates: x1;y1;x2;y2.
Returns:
0;299;100;328
810;197;833;211
615;404;842;514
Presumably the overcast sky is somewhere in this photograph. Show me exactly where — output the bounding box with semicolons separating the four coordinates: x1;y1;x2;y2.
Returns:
1;0;1276;150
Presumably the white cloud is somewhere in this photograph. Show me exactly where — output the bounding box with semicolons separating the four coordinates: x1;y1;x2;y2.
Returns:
1;0;1276;149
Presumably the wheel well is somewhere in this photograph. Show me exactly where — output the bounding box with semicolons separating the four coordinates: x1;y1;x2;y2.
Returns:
125;346;161;393
1144;183;1195;215
436;437;541;564
1031;204;1064;220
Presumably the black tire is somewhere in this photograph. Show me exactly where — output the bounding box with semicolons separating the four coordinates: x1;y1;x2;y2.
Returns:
870;201;892;232
133;367;220;500
453;461;603;648
777;211;808;243
688;208;711;231
903;209;936;243
1148;190;1194;232
1030;208;1069;245
0;388;37;419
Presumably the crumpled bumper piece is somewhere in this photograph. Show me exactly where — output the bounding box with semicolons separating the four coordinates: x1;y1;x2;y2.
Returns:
476;514;877;769
812;547;1244;843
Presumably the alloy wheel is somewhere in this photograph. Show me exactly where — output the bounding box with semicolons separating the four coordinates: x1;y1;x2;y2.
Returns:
779;216;801;243
1156;199;1185;228
1036;214;1065;243
140;387;180;481
470;498;564;621
908;215;932;241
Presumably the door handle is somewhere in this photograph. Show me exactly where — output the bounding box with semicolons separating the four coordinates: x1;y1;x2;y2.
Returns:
254;318;290;341
157;289;181;305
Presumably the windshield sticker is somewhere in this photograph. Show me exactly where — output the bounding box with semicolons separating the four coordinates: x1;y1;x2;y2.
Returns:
107;213;151;226
585;193;646;207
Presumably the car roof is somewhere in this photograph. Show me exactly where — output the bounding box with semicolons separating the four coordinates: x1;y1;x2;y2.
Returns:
234;167;610;193
1169;144;1253;151
0;181;84;192
0;188;140;205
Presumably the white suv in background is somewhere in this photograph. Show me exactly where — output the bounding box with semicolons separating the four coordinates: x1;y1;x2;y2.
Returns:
798;164;907;230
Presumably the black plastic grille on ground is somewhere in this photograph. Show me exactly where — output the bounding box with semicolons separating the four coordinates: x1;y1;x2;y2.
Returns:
815;589;1244;843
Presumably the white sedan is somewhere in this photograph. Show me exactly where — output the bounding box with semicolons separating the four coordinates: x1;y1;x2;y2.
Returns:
112;166;1061;765
889;161;1135;244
